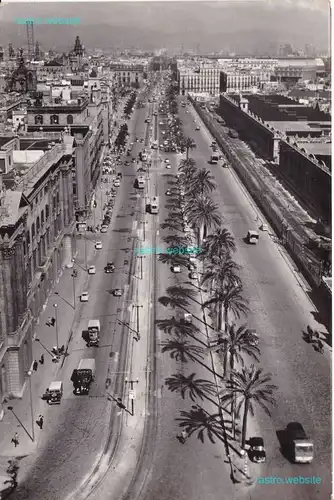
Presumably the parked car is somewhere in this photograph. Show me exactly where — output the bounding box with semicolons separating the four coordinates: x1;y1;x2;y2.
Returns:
165;189;172;195
248;437;266;463
113;289;123;297
100;225;108;233
88;266;96;275
95;241;103;250
171;265;181;273
80;291;89;302
189;272;199;280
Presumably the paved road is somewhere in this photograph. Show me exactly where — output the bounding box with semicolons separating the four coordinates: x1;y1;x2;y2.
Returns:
12;101;152;500
139;98;331;500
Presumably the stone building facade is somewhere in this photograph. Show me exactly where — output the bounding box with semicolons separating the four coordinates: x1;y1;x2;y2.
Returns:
0;137;74;409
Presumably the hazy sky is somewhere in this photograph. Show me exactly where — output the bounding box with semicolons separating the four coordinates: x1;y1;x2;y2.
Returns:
0;1;330;53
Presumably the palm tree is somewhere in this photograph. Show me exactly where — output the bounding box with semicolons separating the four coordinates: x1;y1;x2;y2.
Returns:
203;283;249;332
161;339;205;363
209;323;260;378
201;256;242;293
162;234;189;247
160;221;183;232
188;169;216;197
182;137;197;159
156;318;200;338
158;253;187;267
219;365;277;449
200;227;236;261
178;158;197;172
186;195;222;244
165;372;217;401
176;405;224;443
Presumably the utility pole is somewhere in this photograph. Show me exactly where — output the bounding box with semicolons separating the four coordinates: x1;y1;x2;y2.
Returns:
53;303;59;350
27;362;35;442
132;304;143;338
137;255;145;279
125;377;139;416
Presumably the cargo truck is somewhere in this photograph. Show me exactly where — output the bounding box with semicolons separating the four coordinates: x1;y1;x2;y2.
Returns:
286;422;314;463
71;358;96;395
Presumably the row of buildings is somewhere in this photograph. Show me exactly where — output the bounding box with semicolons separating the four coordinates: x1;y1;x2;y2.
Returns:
0;37;150;415
177;57;329;95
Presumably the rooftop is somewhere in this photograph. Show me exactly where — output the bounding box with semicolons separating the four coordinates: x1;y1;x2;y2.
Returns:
228;93;331;122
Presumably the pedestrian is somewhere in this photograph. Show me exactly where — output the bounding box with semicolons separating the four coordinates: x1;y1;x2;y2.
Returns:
39;354;44;365
33;360;38;371
181;429;188;443
36;415;44;429
11;433;19;447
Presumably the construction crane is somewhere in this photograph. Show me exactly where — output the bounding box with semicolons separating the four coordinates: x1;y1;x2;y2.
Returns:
26;21;34;61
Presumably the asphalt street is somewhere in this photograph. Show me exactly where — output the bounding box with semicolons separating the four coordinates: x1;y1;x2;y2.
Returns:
139;99;331;500
11;100;153;500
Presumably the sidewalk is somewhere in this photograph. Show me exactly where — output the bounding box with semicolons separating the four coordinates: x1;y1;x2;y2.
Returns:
0;163;108;488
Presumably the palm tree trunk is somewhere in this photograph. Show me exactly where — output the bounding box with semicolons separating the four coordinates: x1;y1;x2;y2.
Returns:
224;305;228;333
218;303;222;331
241;398;249;450
186;147;189;159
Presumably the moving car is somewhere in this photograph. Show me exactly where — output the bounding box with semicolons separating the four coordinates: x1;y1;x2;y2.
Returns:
166;163;171;169
183;313;192;324
189;272;199;280
248;437;266;463
113;289;123;297
195;126;200;131
80;291;89;302
104;263;115;273
88;265;96;275
171;265;181;273
246;230;259;244
95;241;103;250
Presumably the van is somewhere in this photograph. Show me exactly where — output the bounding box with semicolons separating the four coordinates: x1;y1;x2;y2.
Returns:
246;230;259;244
46;381;63;404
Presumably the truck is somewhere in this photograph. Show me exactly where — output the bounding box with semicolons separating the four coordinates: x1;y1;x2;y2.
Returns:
87;319;100;346
71;358;96;395
286;422;314;463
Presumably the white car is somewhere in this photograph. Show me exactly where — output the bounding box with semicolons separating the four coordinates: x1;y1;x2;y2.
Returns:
166;164;171;169
95;241;103;250
80;291;89;302
114;180;120;187
195;126;200;131
113;289;123;297
88;265;96;275
100;225;108;233
172;265;181;273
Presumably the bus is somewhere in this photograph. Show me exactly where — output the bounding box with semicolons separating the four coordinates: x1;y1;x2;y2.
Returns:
137;176;145;189
210;154;219;164
150;196;159;214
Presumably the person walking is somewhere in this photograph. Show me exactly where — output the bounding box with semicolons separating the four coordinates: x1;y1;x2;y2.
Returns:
39;354;44;365
36;415;44;429
180;429;188;443
11;433;19;447
33;360;38;371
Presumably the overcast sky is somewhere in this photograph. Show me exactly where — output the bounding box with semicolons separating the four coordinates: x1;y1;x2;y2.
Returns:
0;1;330;53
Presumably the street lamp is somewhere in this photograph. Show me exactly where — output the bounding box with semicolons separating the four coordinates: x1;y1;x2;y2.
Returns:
26;362;35;442
125;376;139;416
7;405;34;443
136;255;145;280
53;303;59;350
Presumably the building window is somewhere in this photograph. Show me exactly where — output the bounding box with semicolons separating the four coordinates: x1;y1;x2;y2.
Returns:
50;115;59;125
67;115;73;124
35;115;43;125
41;209;44;225
36;216;40;232
45;204;49;219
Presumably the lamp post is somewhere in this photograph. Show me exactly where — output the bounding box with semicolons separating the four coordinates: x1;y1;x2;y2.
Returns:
125;377;139;416
132;304;143;338
7;406;34;443
136;255;145;280
27;362;35;442
53;303;59;350
35;338;59;361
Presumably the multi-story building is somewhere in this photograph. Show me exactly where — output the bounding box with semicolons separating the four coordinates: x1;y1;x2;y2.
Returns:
110;63;145;87
218;92;331;222
177;61;221;95
26;75;106;221
0;134;74;409
220;70;271;92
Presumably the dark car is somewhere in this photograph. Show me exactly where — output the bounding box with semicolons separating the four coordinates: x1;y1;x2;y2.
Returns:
248;437;266;463
104;262;115;273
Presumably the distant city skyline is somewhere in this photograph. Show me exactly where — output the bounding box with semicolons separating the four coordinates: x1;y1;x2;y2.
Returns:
0;2;330;55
